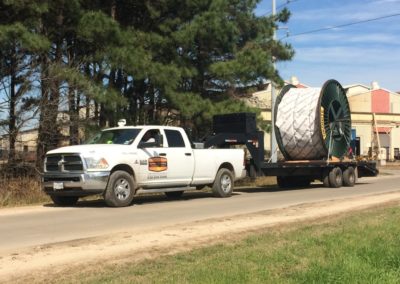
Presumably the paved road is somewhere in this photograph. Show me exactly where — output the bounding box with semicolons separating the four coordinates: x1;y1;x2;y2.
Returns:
0;174;399;254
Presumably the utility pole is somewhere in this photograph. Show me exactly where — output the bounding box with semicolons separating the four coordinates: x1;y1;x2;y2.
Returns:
270;0;278;162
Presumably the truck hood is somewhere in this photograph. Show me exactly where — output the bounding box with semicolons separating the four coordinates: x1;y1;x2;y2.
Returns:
46;144;136;156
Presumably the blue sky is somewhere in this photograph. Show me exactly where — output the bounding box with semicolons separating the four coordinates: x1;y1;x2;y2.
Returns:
256;0;400;91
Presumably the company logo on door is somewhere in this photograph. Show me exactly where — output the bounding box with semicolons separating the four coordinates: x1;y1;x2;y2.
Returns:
148;157;168;172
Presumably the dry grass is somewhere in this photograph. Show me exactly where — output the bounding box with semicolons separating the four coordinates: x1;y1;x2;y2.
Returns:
0;163;50;208
0;176;49;207
236;176;277;187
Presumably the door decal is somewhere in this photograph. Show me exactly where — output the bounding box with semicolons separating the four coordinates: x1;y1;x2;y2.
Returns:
148;157;168;172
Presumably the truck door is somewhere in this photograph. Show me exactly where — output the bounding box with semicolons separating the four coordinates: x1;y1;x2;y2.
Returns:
137;128;194;188
161;129;195;186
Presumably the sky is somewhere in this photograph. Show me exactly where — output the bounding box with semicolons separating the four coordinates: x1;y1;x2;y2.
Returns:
256;0;400;91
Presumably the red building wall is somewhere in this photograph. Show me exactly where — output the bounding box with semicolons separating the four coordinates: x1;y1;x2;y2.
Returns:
371;89;390;113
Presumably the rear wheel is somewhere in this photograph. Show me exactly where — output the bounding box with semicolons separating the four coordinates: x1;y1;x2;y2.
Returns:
322;169;330;187
165;191;184;198
50;195;79;206
329;167;343;188
104;170;135;207
343;167;356;187
212;168;234;197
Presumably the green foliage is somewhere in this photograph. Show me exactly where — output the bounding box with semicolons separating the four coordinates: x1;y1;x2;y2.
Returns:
1;0;294;152
0;23;50;52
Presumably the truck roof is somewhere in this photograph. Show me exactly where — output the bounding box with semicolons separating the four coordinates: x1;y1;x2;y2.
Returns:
103;125;183;131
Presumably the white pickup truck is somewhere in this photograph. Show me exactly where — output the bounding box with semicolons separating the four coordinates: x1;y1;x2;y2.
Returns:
42;124;246;207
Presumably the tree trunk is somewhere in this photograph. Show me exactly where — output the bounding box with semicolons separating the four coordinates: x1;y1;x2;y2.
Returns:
36;55;50;169
68;87;79;145
8;49;17;163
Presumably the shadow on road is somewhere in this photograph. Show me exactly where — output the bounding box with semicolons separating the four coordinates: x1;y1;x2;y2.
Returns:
42;181;371;208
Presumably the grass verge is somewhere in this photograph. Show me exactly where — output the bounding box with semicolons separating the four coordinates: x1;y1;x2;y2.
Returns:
73;203;400;284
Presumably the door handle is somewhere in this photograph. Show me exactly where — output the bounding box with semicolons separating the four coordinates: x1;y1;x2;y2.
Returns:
159;153;167;156
185;153;192;156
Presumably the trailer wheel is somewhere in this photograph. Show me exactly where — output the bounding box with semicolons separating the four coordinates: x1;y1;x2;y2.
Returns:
104;170;135;207
343;167;356;187
322;169;330;187
212;168;234;197
329;167;343;188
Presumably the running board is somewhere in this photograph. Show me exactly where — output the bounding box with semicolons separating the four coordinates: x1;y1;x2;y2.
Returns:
136;187;196;194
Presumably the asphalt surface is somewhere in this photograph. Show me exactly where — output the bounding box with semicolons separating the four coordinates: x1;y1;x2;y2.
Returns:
0;172;399;254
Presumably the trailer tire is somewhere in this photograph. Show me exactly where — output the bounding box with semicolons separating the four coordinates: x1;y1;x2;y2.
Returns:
329;167;343;188
322;169;330;187
212;168;234;197
165;191;184;198
50;195;79;206
343;167;356;187
104;170;135;207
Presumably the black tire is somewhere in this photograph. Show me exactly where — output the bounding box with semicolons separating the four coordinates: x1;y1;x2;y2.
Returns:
165;191;184;198
50;195;79;206
343;167;356;187
322;169;330;187
212;168;234;197
104;170;135;207
329;167;343;188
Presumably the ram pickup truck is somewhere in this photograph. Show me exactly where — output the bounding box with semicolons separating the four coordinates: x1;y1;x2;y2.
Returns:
42;125;246;207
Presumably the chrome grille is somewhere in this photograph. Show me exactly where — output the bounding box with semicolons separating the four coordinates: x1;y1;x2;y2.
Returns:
45;154;84;172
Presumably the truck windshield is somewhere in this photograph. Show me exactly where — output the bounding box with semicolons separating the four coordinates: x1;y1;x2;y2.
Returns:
85;128;142;145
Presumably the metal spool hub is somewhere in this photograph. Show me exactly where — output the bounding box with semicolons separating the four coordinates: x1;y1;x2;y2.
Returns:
274;79;352;160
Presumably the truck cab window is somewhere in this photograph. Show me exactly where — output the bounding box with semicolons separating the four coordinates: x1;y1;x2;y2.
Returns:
140;129;161;147
165;130;185;148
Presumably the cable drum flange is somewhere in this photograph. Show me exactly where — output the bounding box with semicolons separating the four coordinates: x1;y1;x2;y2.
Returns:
274;79;352;160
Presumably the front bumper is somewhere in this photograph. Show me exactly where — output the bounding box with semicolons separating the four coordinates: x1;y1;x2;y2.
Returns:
42;171;110;196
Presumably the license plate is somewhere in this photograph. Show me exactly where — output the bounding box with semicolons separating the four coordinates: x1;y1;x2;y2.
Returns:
53;182;64;190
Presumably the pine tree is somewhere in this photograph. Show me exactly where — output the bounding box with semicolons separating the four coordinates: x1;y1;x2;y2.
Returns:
0;0;49;162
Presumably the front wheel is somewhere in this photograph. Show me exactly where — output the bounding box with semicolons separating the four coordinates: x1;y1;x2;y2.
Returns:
104;170;136;207
50;195;79;206
212;168;234;198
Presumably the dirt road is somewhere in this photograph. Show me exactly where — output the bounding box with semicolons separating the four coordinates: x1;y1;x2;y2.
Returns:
1;173;399;282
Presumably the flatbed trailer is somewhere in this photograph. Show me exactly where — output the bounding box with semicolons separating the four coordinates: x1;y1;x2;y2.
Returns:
205;113;378;188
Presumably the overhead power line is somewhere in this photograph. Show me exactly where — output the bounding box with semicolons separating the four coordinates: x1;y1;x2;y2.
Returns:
285;12;400;38
261;0;302;17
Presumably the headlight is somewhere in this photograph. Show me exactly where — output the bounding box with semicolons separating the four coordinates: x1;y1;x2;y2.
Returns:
84;157;109;169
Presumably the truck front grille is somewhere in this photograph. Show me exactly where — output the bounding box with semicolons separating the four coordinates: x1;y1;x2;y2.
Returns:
45;154;84;172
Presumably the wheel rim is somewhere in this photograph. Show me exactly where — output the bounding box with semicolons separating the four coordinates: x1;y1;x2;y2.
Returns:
114;178;131;201
349;172;355;184
221;174;232;193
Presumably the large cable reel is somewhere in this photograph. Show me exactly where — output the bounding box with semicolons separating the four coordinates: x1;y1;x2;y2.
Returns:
274;79;352;160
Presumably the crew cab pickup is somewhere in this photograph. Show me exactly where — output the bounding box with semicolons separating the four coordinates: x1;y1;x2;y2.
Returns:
42;125;246;207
